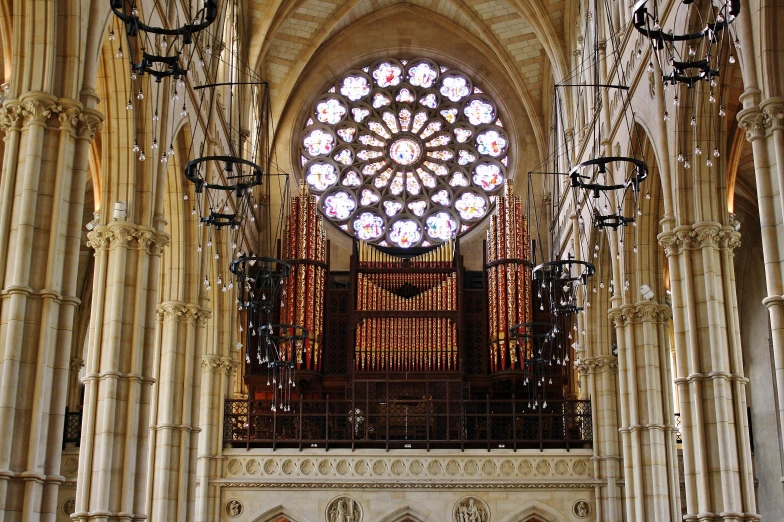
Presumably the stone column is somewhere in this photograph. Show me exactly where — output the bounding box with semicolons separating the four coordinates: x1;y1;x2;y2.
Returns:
610;302;680;522
73;223;169;522
658;223;758;522
196;355;238;522
738;100;784;496
0;94;101;521
147;301;210;522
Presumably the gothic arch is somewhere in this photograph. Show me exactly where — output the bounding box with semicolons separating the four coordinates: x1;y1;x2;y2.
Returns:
374;504;439;522
496;501;568;522
250;504;315;522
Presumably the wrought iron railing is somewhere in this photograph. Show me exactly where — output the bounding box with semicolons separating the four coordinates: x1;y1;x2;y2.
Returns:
63;411;82;447
224;397;592;451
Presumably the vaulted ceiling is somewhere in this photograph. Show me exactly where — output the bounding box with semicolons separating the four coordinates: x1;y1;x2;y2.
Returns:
245;0;575;170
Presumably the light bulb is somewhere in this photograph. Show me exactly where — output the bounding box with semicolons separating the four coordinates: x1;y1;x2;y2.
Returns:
197;244;202;252
215;253;219;260
168;145;174;156
203;276;209;286
183;194;188;201
710;78;717;87
706;158;713;167
709;93;716;103
126;99;132;110
207;240;212;247
139;151;146;161
160;153;168;163
719;106;726;117
677;152;684;162
688;46;696;56
191;206;196;215
160;39;167;49
713;147;720;157
133;140;140;152
684;160;691;169
116;47;123;58
674;95;679;106
172;90;179;101
151;139;158;149
205;45;212;55
695;145;702;155
109;29;115;41
130;71;137;80
180;105;187;117
199;59;205;67
647;62;654;73
217;275;222;285
729;54;736;64
633;245;638;253
131;6;139;16
153;111;159;121
663;111;669;121
690;116;697;126
137;89;143;100
717;13;724;22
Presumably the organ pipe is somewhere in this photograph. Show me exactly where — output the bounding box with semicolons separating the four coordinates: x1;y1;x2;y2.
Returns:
487;182;532;371
281;181;327;371
354;240;459;372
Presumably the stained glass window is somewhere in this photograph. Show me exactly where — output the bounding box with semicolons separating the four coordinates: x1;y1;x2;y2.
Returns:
300;57;509;247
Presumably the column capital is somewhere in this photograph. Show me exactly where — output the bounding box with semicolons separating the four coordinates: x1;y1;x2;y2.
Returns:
658;222;739;254
156;301;212;325
738;106;771;142
574;354;618;375
87;223;170;255
761;97;784;132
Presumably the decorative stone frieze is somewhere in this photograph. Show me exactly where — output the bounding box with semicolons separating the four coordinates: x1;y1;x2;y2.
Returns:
217;450;597;489
574;354;618;376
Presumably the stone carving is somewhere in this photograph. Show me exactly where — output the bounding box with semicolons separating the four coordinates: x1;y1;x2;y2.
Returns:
573;500;591;518
454;497;489;522
226;499;243;517
216;453;596;489
326;496;361;522
62;498;76;516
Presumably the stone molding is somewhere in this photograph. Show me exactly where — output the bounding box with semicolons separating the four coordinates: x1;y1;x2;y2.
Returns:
201;355;239;373
87;223;170;255
738;98;784;141
218;451;596;489
608;302;672;326
0;94;103;138
156;301;211;325
657;222;740;256
574;354;618;375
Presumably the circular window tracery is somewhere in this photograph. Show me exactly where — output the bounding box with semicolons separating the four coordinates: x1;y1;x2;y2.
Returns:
301;58;509;247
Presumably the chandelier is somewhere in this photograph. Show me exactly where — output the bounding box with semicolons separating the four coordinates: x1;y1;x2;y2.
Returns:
633;0;741;168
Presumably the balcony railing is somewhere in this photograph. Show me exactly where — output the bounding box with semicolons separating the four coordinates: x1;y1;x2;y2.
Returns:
224;397;592;451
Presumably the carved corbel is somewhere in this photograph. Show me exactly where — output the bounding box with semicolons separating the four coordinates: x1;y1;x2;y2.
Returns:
738;107;771;142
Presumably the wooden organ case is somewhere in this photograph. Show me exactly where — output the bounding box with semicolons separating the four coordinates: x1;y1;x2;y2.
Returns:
235;185;587;450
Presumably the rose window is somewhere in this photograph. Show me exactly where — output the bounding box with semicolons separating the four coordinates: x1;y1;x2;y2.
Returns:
300;58;509;248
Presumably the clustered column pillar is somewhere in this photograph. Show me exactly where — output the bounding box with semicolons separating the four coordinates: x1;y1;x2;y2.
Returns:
658;223;757;522
739;100;784;489
147;301;210;522
0;94;101;521
74;223;169;522
610;302;680;521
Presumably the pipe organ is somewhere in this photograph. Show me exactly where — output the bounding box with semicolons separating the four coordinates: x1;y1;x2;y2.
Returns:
353;240;460;372
280;182;327;371
486;183;533;371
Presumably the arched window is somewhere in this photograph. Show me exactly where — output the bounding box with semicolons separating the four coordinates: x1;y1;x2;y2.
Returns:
299;58;510;247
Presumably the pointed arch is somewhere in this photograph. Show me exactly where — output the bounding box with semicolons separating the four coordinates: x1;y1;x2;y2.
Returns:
374;504;440;522
495;501;569;522
250;504;315;522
